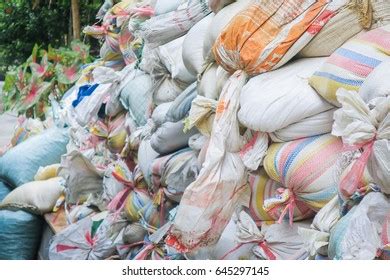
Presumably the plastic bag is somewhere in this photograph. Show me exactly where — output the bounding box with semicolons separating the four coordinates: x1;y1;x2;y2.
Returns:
328;192;390;260
263;134;343;224
332;89;390;197
0;127;69;188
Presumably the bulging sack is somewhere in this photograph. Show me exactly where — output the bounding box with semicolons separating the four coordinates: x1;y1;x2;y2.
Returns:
0;127;69;188
151;148;200;202
332;89;390;198
269;109;337;142
165;82;197;123
139;0;211;48
249;169;314;224
299;0;390;57
120;69;153;127
309;25;390;106
328;192;390;260
238;58;333;133
49;212;118;260
298;196;340;258
0;208;43;260
263;134;343;224
182;13;214;76
359;60;390;103
209;0;236;13
150;120;198;155
203;0;254;59
0;177;64;214
197;63;230;100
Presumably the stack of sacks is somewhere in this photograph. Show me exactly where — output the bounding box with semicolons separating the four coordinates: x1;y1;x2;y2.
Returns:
0;127;69;259
168;0;345;253
13;0;385;261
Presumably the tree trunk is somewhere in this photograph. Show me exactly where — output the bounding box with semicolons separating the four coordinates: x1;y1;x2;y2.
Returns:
71;0;81;40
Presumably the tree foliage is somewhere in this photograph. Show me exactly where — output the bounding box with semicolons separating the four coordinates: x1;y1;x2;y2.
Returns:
0;0;101;77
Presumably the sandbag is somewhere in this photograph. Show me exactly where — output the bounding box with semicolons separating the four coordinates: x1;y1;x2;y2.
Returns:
139;0;211;48
269;109;337;142
263;134;343;224
151;148;200;202
299;0;390;57
152;0;184;15
198;63;230;100
249;169;314;224
152;102;173;128
0;177;64;214
309;25;390;106
0;179;43;260
49;212;118;260
59;151;104;205
359;60;390;103
182;13;214;76
213;0;338;75
239;58;333;133
165;82;197;122
298;196;340;258
209;0;236;13
203;0;254;59
332;89;390;198
34;164;61;181
158;36;196;84
0;208;43;260
120;69;153;127
0;127;69;188
138;139;160;187
150;120;198;155
328;192;390;260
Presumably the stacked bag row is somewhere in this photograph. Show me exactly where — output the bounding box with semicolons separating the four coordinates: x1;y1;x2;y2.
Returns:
0;0;389;260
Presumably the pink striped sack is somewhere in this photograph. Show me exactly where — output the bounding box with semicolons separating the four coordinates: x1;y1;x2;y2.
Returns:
309;24;390;106
249;169;314;225
263;134;344;225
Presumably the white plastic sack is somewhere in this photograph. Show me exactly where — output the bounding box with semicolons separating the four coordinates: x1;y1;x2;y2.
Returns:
150;120;198;155
332;89;390;197
166;82;197;122
151;102;173;128
182;13;214;76
138;139;160;187
328;192;390;260
359;60;390;103
120;69;153;127
167;72;266;252
238;58;333;133
198;63;230;100
73;83;111;127
159;36;197;84
298;196;340;257
49;212;117;260
209;0;236;13
59;151;104;204
270;109;337;142
139;0;211;48
152;0;184;15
